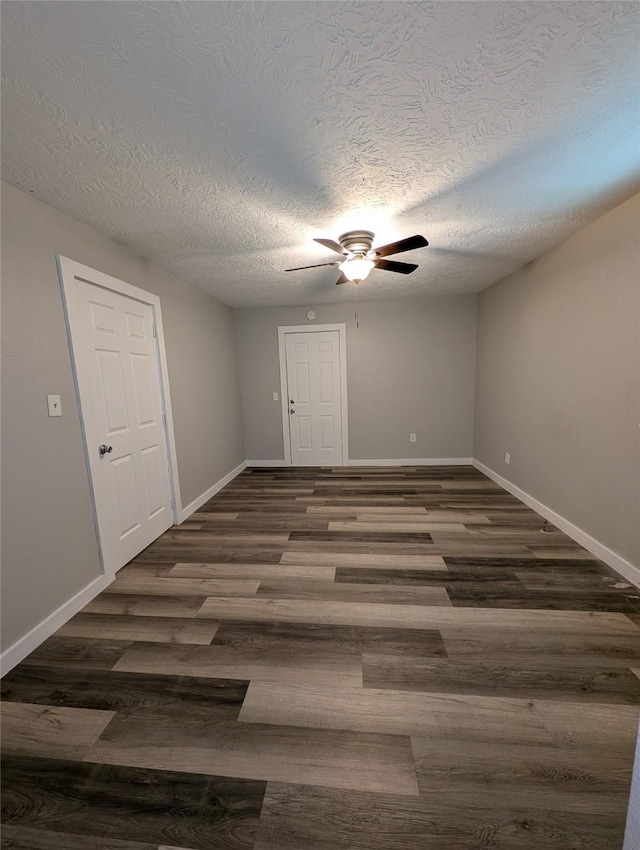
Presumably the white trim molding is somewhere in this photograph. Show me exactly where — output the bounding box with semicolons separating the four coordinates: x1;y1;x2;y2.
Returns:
179;461;247;522
473;459;640;589
349;458;473;467
1;573;113;677
246;458;473;467
277;323;349;466
246;460;287;467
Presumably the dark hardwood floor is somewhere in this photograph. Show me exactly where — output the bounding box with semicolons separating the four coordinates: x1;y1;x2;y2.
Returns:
2;465;639;849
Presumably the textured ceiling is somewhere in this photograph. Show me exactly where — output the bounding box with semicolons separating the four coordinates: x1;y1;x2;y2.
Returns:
2;1;639;308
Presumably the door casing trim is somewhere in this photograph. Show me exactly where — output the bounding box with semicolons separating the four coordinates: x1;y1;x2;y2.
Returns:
57;256;181;577
277;323;349;466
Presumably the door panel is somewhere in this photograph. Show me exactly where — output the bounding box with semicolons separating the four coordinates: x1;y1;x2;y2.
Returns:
294;362;311;403
125;311;146;339
298;416;313;450
90;301;117;334
96;350;129;433
320;415;335;449
319;361;333;403
141;445;165;518
285;331;343;465
112;454;141;538
130;353;155;427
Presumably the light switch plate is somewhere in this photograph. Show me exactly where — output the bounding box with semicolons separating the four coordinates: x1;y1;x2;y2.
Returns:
47;394;62;417
272;392;279;401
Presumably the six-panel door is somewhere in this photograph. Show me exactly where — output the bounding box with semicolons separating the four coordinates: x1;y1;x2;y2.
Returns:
68;278;174;571
285;331;343;465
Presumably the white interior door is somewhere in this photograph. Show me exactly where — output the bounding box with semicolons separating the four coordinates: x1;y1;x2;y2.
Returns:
284;330;344;466
60;266;175;574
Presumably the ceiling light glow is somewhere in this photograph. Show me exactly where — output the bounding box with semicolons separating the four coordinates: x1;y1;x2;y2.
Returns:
339;257;375;282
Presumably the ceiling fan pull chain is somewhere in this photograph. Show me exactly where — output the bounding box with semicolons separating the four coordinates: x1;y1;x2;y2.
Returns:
354;282;359;329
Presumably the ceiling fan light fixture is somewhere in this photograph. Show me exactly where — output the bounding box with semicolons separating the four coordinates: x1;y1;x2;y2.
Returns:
339;257;375;282
287;230;427;285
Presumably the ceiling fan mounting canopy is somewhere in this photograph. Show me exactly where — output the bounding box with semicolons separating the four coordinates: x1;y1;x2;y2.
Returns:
285;230;429;285
338;230;375;255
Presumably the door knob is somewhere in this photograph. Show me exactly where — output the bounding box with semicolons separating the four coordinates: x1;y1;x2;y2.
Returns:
99;444;113;455
290;399;295;404
289;409;295;415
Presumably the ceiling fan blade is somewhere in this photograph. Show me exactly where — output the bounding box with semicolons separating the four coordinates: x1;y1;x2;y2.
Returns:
285;261;340;271
335;273;349;285
374;259;418;274
314;238;347;255
371;234;428;258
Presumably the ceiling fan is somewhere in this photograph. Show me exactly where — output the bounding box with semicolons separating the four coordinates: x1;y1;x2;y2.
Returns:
285;230;429;285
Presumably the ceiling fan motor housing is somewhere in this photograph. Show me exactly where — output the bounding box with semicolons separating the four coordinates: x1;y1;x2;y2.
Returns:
338;230;374;256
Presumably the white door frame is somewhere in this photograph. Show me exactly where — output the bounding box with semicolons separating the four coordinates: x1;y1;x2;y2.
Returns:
57;256;182;576
277;323;349;466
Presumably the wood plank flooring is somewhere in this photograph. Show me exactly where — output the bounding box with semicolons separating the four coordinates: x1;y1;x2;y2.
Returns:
2;465;639;849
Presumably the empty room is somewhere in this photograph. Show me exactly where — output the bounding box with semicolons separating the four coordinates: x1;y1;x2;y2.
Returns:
1;2;639;849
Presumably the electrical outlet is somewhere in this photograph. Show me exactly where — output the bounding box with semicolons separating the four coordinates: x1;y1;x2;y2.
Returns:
272;392;279;402
505;452;511;465
409;433;417;443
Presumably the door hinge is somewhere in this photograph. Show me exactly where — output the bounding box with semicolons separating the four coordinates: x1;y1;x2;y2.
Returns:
162;414;167;428
170;497;176;510
152;325;157;338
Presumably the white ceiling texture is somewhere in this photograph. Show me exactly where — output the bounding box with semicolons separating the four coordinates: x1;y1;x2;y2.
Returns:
2;2;639;307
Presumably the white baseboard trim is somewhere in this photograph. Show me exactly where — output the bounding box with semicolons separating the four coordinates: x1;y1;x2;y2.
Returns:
472;459;640;589
245;458;474;468
245;460;287;468
179;461;247;522
348;458;473;467
1;572;113;677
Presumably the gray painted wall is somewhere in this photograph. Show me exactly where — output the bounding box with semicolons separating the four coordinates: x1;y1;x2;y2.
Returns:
1;181;245;653
234;296;477;462
474;192;640;566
